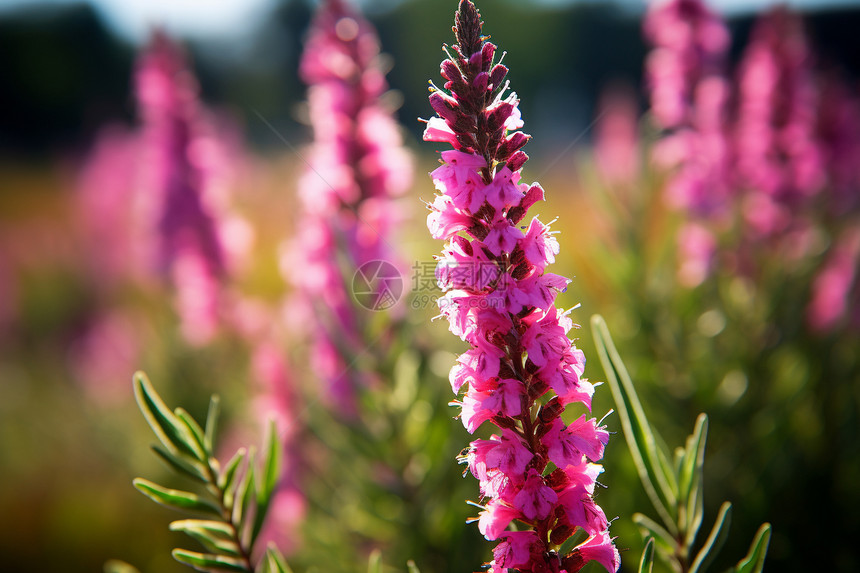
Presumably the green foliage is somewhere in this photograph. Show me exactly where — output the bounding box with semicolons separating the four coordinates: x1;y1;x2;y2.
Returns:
591;316;771;573
113;371;291;573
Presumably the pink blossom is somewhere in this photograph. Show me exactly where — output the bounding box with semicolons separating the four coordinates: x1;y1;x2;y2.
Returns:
492;531;541;570
562;531;621;573
478;499;521;541
543;416;609;468
513;469;558;520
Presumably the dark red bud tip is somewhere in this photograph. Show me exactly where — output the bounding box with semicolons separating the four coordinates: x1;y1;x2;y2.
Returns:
487;102;514;132
468;51;483;75
550;524;575;546
524;183;545;204
499;132;530;158
506;150;529;173
560;552;587;573
492;416;519;430
538;397;563;424
473;71;489;93
441;60;462;82
481;42;496;70
429;91;460;124
489;64;508;90
455;0;484;59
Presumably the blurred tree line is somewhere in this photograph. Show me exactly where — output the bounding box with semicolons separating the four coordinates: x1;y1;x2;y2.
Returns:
3;0;859;162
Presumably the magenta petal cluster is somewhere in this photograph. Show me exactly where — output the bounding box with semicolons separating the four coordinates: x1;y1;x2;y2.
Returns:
283;0;411;415
424;3;618;572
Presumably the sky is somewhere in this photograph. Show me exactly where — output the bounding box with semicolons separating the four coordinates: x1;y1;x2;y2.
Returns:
1;0;858;43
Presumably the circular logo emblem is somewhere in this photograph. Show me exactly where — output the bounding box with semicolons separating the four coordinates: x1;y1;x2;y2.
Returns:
351;260;403;311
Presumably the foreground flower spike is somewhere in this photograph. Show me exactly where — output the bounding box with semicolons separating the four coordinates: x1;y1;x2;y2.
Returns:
424;3;619;571
135;30;233;345
284;0;411;415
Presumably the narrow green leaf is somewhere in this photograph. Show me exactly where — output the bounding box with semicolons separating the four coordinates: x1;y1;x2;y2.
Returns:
219;449;246;495
655;443;680;500
673;447;685;478
170;519;235;538
591;316;678;534
133;372;205;461
171;549;248;572
367;549;383;573
406;560;421;573
633;513;677;560
170;520;240;556
733;523;772;573
176;407;209;457
253;420;283;543
690;501;732;573
151;444;208;483
133;478;221;516
262;545;293;573
233;452;256;541
205;395;221;452
638;538;655;573
680;415;709;548
104;560;142;573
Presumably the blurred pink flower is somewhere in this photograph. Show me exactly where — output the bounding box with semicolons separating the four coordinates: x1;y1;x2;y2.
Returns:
134;30;248;345
76;125;148;287
736;7;824;237
283;0;412;414
250;343;306;556
644;0;729;130
68;310;140;405
594;85;641;185
807;229;860;333
677;221;717;288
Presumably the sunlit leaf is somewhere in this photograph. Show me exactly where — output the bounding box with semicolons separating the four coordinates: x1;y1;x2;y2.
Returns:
175;407;208;457
151;444;208;483
219;448;246;503
253;420;282;543
171;549;248;572
133;478;221;516
690;501;732;573
261;544;294;573
205;395;220;452
591;315;678;533
733;523;772;573
406;560;421;573
169;519;240;556
633;512;677;563
367;549;383;573
133;372;205;461
233;452;256;540
638;538;655;573
680;414;708;548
